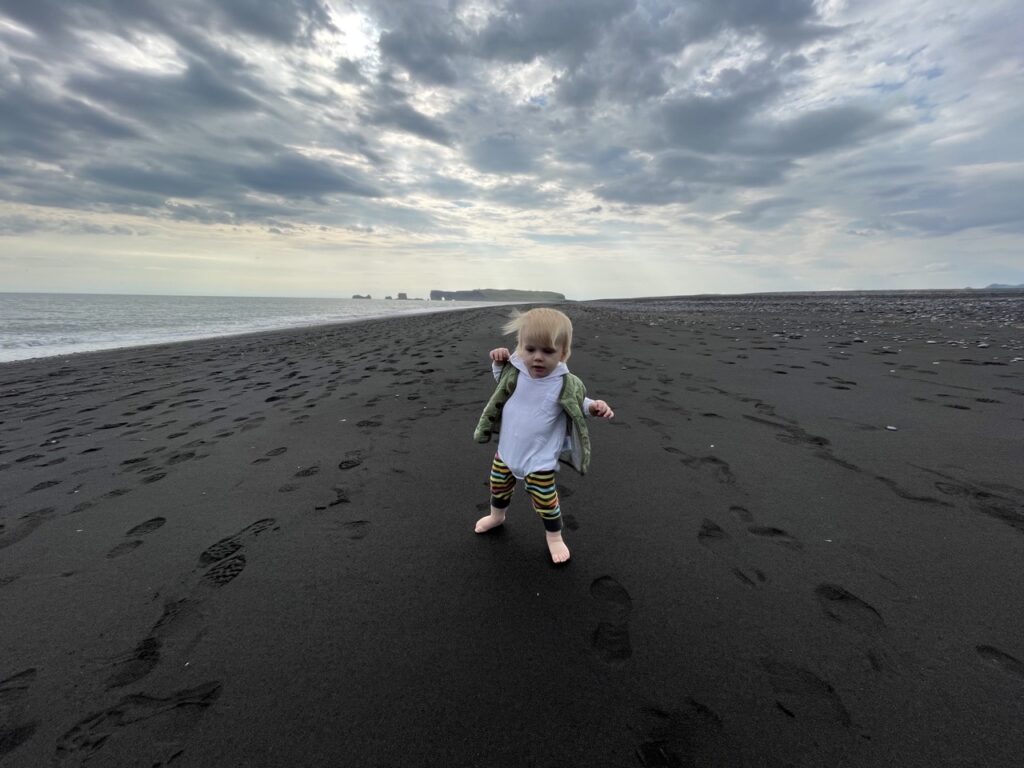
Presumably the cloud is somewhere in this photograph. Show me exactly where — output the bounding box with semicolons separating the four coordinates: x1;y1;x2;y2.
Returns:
68;58;267;122
0;0;1020;297
476;0;635;66
378;21;463;85
594;176;695;206
366;102;455;147
741;105;908;158
721;196;805;227
0;0;333;46
466;132;537;174
0;82;141;159
81;162;219;199
235;153;384;200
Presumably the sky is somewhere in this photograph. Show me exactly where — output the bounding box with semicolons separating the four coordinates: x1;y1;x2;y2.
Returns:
0;0;1022;300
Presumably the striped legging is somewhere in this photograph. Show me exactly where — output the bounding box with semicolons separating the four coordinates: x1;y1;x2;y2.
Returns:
489;454;562;532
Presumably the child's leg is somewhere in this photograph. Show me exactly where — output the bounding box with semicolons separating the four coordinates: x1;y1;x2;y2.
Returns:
475;454;515;533
524;471;570;563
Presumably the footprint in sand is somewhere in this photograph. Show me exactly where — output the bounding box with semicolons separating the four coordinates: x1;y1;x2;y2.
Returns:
635;700;725;767
697;518;730;548
342;520;371;540
251;446;287;464
315;487;351;511
240;416;266;432
977;645;1024;680
198;518;275;566
590;575;633;663
165;451;196;465
0;668;38;761
0;507;57;551
815;583;884;634
55;681;221;767
679;455;736;485
760;658;851;727
747;526;802;550
104;598;208;689
202;555;246;587
729;505;754;523
699;519;768;587
106;516;167;559
731;567;768;588
104;540;143;559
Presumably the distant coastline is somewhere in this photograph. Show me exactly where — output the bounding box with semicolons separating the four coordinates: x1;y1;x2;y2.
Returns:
429;288;566;302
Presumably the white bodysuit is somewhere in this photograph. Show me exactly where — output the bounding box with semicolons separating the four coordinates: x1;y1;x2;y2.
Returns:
493;353;595;478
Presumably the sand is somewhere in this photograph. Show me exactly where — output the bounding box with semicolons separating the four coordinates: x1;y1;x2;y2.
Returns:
1;292;1022;767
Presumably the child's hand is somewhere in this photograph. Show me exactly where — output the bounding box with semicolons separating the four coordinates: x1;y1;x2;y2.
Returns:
490;347;511;363
590;400;614;419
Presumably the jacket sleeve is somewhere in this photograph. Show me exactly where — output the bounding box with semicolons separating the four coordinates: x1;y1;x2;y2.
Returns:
491;361;504;382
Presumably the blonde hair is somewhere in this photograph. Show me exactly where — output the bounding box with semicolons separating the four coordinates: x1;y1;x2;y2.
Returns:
503;307;573;361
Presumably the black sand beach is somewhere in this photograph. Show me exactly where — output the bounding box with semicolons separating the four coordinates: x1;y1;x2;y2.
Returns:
2;292;1023;767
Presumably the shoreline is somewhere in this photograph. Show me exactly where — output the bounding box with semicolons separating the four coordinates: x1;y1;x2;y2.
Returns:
0;299;520;367
2;297;1022;767
4;288;1021;367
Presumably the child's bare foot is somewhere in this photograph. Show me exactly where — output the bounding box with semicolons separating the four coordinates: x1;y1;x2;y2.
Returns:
546;531;570;563
475;508;506;533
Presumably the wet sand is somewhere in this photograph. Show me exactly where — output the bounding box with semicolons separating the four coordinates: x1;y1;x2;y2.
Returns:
1;292;1023;767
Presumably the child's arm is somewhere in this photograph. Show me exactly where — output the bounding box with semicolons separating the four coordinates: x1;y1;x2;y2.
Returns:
489;347;511;381
587;399;614;419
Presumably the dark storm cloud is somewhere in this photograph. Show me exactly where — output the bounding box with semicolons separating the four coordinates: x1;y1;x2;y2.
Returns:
68;59;267;123
879;175;1024;236
741;105;907;158
658;153;792;187
658;92;766;153
0;0;333;46
594;176;695;206
378;22;462;85
236;153;384;199
79;157;233;200
203;0;333;44
552;71;603;108
682;0;835;47
366;102;455;147
476;0;635;65
0;84;141;159
466;133;537;174
335;57;369;85
650;57;795;152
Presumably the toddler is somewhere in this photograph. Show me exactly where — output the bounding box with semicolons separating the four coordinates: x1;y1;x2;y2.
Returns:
473;308;614;563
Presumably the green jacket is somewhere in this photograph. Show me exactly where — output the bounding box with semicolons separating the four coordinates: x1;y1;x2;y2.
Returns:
474;364;591;475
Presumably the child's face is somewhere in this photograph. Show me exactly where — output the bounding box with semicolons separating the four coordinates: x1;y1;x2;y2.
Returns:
520;337;565;378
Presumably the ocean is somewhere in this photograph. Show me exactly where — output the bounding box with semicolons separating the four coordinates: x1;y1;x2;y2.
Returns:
0;293;506;363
